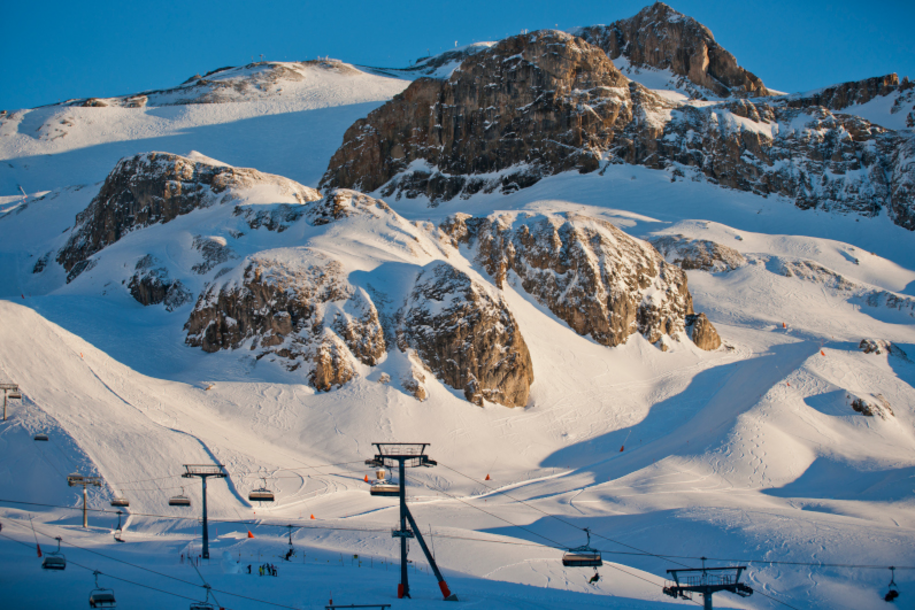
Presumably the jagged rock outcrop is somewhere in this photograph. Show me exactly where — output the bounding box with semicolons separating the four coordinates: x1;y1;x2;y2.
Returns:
649;234;746;272
575;2;770;98
685;313;721;350
184;250;384;391
128;254;193;311
322;29;915;230
58;152;320;280
400;262;533;406
442;212;716;350
784;74;914;115
320;30;643;201
304;188;395;225
859;339;909;360
192;236;237;274
850;394;894;419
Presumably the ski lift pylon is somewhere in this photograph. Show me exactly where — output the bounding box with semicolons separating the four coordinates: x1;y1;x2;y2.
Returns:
562;527;603;567
88;571;116;608
168;487;191;507
248;477;275;502
42;536;66;571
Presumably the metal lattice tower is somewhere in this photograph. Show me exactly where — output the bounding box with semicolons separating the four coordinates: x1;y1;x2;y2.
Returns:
366;443;457;601
67;473;101;528
663;558;753;609
1;383;21;421
182;464;228;559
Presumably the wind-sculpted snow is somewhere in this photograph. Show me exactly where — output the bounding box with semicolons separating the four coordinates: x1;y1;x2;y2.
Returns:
57;152;320;280
400;261;534;407
442;212;706;350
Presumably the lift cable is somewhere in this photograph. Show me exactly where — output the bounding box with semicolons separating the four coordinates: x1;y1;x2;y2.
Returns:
436;462;693;568
0;525;302;610
1;497;912;571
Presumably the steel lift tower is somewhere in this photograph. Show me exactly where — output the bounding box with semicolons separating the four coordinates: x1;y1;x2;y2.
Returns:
366;443;457;601
67;473;101;528
182;464;228;560
663;558;753;609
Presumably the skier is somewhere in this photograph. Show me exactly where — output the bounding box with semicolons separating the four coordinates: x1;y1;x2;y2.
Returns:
246;564;251;574
589;571;600;585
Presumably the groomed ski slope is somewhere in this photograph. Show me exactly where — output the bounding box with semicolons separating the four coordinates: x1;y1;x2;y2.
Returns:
1;52;914;609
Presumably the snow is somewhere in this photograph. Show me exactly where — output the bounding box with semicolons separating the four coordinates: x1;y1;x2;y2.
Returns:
2;49;915;610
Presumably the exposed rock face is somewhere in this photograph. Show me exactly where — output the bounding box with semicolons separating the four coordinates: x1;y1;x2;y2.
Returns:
322;30;914;230
649;234;746;272
320;30;641;201
184;250;384;391
850;394;893;419
400;262;533;406
859;339;909;360
128;255;193;311
58;152;320;279
575;2;770;98
685;313;721;350
304;188;395;225
192;236;237;274
784;74;913;113
442;212;712;349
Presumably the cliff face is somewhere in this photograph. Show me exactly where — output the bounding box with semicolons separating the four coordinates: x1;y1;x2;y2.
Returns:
322;29;914;230
441;212;714;350
57;152;320;279
184;250;384;391
575;2;770;99
400;262;534;406
320;30;645;201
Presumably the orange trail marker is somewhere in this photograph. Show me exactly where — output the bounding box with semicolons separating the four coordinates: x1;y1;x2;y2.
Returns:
787;382;791;387
820;350;825;356
782;322;786;329
484;474;490;481
364;475;369;482
310;514;315;520
620;446;625;452
247;531;254;538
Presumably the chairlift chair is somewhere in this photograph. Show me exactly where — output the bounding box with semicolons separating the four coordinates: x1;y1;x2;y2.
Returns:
34;433;49;441
88;571;116;608
248;478;275;502
110;496;129;507
42;536;67;571
562;528;603;568
369;468;400;497
9;391;22;399
168;487;191;507
190;584;216;610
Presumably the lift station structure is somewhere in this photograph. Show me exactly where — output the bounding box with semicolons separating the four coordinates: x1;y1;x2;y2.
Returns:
182;464;228;560
366;443;457;601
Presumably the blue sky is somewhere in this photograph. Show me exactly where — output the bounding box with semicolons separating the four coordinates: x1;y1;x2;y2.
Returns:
1;0;913;109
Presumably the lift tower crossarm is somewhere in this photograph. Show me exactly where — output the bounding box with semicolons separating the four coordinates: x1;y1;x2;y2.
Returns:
182;464;228;560
663;558;753;610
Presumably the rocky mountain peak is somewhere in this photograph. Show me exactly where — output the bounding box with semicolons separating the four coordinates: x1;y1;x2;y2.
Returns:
320;30;643;200
576;2;770;99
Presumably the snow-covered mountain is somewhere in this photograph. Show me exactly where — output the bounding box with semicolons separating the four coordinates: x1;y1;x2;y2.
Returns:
1;4;914;610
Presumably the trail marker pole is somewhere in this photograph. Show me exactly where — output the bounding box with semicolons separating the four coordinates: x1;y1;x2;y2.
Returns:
366;443;457;602
182;464;228;559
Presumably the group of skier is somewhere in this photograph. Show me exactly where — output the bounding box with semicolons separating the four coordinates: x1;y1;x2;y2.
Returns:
247;563;278;577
